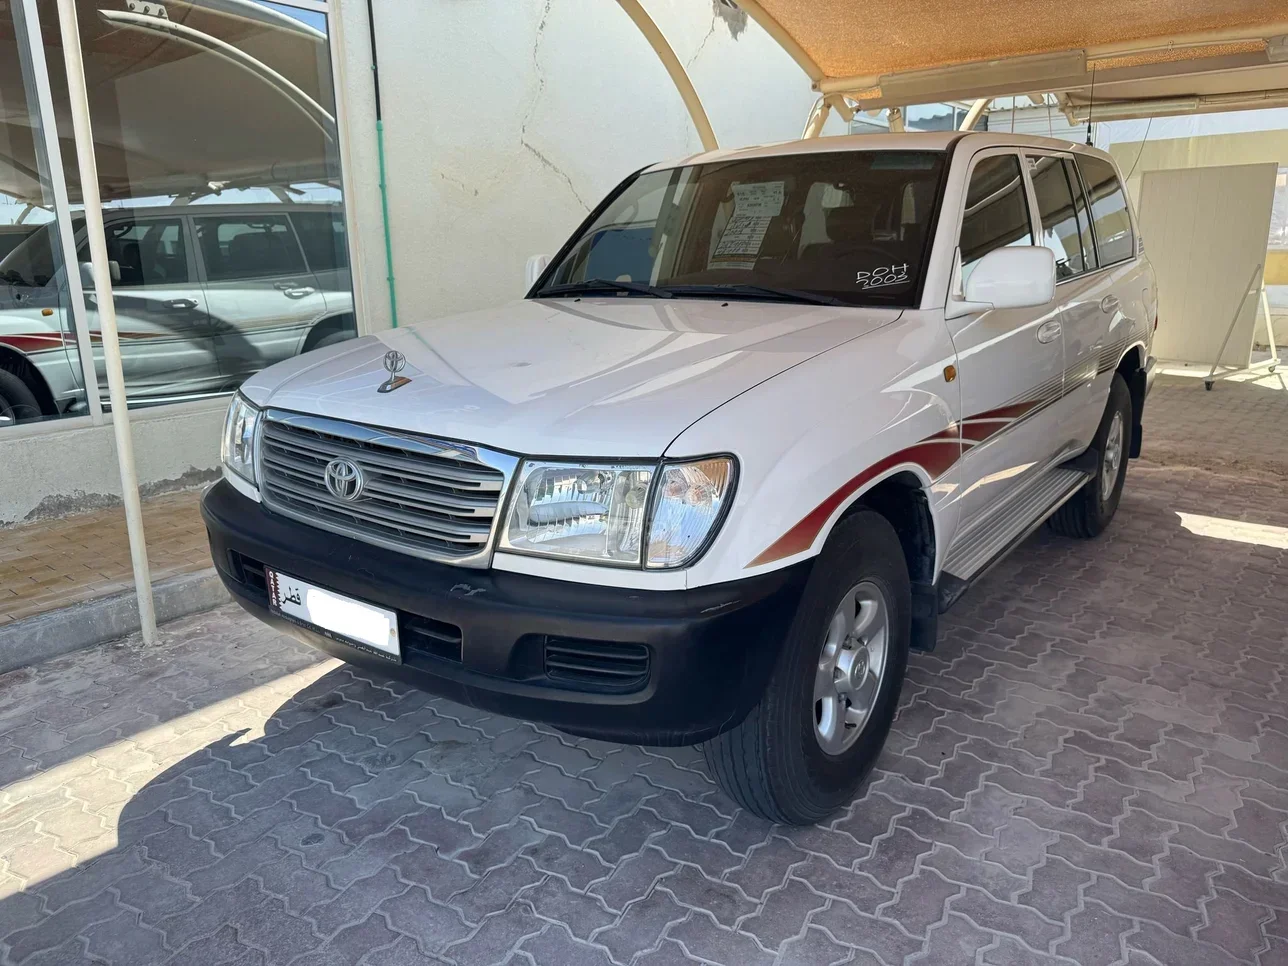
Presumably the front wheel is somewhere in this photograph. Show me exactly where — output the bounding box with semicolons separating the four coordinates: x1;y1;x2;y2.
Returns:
1048;372;1133;539
703;509;910;825
0;367;42;426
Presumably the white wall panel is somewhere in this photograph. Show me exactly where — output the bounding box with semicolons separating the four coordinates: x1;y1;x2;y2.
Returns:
1138;163;1277;367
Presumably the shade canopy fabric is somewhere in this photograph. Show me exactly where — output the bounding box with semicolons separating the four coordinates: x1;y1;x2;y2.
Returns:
739;0;1288;122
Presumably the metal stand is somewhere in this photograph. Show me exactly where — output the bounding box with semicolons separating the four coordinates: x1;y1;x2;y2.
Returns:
1204;262;1281;389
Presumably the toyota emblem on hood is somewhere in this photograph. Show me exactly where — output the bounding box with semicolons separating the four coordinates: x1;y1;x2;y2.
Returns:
378;349;411;394
324;458;365;501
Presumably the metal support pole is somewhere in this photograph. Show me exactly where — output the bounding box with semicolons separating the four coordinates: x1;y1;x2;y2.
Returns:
1204;262;1264;390
959;97;990;131
13;0;103;423
55;0;157;643
615;0;718;152
801;98;831;138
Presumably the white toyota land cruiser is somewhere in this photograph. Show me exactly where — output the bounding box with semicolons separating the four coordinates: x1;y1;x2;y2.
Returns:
205;132;1157;824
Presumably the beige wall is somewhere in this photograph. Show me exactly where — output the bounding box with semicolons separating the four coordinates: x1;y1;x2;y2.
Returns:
333;0;834;330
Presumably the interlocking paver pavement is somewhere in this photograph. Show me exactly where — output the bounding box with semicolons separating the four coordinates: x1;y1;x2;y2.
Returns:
2;375;1287;965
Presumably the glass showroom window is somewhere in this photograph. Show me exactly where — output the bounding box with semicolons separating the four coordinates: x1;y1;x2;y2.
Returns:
0;0;356;430
0;0;81;427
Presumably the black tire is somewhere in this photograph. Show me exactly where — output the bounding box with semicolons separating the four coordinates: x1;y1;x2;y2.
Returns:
1048;372;1133;539
0;367;42;426
702;509;911;825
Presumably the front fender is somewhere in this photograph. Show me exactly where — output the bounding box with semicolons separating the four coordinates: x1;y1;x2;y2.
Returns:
671;312;962;589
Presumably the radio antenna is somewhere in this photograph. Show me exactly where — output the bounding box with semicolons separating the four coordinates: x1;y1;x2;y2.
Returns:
1086;65;1097;145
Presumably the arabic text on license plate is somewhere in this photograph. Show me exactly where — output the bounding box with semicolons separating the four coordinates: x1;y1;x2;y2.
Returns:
268;570;401;662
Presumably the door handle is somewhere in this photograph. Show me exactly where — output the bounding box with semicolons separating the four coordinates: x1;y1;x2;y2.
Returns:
163;298;198;311
1100;295;1120;314
1037;320;1062;344
280;287;315;299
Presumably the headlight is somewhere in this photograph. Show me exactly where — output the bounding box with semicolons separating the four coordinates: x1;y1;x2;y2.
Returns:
645;457;735;569
221;394;260;484
500;455;736;569
502;462;654;565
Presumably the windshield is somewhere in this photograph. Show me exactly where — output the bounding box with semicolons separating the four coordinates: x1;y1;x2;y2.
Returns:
0;218;84;291
534;150;946;307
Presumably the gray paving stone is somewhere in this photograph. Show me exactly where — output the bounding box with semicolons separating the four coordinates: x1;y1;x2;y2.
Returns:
3;390;1288;965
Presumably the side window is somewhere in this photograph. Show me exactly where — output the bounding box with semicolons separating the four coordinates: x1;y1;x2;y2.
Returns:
195;215;306;281
79;217;188;287
290;211;348;272
959;154;1033;284
1065;159;1097;272
1076;155;1134;266
1028;155;1088;279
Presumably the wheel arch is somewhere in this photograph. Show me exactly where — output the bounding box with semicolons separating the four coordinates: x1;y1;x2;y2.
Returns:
0;344;58;417
300;311;357;354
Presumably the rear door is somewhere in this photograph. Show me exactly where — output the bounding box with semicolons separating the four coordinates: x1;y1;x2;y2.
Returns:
193;211;328;389
1035;153;1144;451
946;149;1067;531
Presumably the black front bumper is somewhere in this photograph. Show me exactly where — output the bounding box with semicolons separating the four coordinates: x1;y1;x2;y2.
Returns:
202;480;809;745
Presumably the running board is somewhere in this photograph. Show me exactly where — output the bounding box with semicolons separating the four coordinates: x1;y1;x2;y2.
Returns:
939;466;1091;612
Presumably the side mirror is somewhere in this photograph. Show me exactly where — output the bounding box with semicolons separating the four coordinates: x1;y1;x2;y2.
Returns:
524;254;550;290
946;247;1056;320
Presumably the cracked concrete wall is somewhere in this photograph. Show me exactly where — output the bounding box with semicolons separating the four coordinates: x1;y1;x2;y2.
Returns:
0;402;224;527
345;0;841;324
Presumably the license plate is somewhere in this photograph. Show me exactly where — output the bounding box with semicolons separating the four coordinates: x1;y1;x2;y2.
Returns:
268;569;401;662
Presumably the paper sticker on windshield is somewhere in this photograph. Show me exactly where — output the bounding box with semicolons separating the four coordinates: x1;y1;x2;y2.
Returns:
708;182;784;270
856;264;910;288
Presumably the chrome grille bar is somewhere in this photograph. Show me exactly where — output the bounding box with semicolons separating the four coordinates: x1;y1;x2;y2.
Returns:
257;410;518;566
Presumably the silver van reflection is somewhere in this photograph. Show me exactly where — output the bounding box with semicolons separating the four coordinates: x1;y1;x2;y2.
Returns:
0;203;354;426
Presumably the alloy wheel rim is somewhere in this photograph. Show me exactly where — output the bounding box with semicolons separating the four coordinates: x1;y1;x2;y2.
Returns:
1101;410;1124;503
814;580;890;756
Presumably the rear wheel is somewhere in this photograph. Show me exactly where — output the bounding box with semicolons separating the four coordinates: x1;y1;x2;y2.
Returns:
1048;372;1132;539
703;510;910;825
0;367;42;426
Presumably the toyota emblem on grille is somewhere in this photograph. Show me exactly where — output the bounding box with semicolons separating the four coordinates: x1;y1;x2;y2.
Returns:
324;458;365;501
378;349;411;394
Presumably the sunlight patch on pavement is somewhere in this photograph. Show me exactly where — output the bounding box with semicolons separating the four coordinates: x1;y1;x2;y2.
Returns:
1177;511;1288;549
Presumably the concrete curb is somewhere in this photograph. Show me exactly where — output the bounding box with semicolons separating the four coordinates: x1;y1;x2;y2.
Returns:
0;568;230;674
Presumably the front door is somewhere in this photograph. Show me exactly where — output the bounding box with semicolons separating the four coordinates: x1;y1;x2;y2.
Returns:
945;149;1066;533
81;214;217;401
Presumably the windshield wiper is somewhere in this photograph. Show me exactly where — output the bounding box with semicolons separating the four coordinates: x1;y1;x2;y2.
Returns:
539;278;674;299
665;284;846;307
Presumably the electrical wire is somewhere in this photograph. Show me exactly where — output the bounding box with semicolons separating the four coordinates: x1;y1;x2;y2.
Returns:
1124;116;1154;181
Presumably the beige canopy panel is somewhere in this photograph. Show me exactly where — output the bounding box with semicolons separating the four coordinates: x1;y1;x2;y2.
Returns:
736;0;1288;123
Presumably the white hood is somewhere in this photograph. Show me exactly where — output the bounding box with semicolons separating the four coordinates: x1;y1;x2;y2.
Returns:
241;297;900;457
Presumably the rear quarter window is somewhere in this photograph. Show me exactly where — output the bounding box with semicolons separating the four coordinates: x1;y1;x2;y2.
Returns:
1077;156;1134;266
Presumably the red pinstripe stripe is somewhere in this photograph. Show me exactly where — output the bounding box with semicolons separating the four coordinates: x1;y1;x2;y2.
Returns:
747;436;962;568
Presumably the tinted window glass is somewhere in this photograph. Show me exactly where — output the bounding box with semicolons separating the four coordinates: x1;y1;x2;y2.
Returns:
1028;155;1087;278
538;151;947;307
79;217;188;287
291;211;348;272
195;215;306;281
1077;155;1134;265
960;154;1033;283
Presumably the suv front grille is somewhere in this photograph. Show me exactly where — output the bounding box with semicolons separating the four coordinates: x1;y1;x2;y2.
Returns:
258;412;511;564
